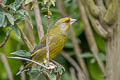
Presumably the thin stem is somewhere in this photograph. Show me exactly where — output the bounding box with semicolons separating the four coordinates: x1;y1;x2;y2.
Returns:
16;24;33;52
8;57;48;69
20;65;26;80
33;0;44;40
69;67;77;80
61;51;86;80
0;33;10;48
46;0;51;66
0;53;13;80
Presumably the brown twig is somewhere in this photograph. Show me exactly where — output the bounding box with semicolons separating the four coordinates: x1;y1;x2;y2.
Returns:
69;67;77;80
22;3;35;45
0;33;10;48
33;0;44;40
77;0;106;76
69;27;90;80
56;0;67;17
20;65;26;80
0;53;13;80
16;24;33;52
8;57;48;69
45;0;51;66
61;51;86;80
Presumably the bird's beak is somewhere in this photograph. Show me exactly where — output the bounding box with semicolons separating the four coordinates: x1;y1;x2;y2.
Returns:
70;18;77;25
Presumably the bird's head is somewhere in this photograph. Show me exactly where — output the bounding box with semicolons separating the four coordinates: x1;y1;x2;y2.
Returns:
55;17;76;32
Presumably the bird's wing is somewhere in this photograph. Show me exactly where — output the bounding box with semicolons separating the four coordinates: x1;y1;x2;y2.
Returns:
31;44;46;54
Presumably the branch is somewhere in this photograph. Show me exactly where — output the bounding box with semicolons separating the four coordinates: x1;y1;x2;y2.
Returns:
61;51;86;80
0;33;10;48
104;0;118;25
22;3;35;45
20;65;26;80
85;0;99;17
70;27;90;80
69;67;77;80
0;53;13;80
8;57;48;69
56;0;67;17
77;0;106;76
33;0;44;40
88;11;108;38
16;24;33;52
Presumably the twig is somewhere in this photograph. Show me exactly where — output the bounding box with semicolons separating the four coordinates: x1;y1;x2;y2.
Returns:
56;0;67;17
0;33;10;48
77;0;106;76
20;65;26;80
8;57;48;69
33;0;44;40
46;0;51;66
61;51;86;80
69;67;77;80
22;3;35;45
16;24;33;52
69;27;90;80
0;53;13;80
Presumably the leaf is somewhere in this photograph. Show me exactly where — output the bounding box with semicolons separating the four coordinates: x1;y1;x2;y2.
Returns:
56;66;63;75
51;0;56;6
17;9;33;28
2;0;7;4
80;52;93;58
11;25;21;38
0;13;5;27
6;29;12;36
8;0;24;11
2;18;7;27
98;53;106;61
90;58;96;63
17;9;29;16
25;0;32;4
10;50;31;57
5;13;14;25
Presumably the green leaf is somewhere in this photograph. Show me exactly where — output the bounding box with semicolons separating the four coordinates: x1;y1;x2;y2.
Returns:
25;0;32;4
51;0;56;6
80;52;93;58
98;53;106;61
5;13;14;25
90;58;96;63
8;0;24;11
17;9;29;16
6;29;12;36
11;25;21;38
15;0;24;9
2;19;7;27
56;66;63;75
2;0;7;4
10;50;31;57
0;13;5;27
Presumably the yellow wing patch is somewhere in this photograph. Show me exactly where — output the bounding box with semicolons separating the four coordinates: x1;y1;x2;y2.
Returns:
31;49;41;57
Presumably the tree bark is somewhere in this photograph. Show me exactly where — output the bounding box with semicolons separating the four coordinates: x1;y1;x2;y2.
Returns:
106;0;119;79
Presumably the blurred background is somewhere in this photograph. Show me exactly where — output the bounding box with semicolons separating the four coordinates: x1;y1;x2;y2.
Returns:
0;0;108;80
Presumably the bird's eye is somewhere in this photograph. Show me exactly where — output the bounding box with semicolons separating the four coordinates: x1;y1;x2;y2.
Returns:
65;19;70;23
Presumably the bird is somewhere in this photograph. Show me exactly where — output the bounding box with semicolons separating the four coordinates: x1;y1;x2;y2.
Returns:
17;17;76;75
